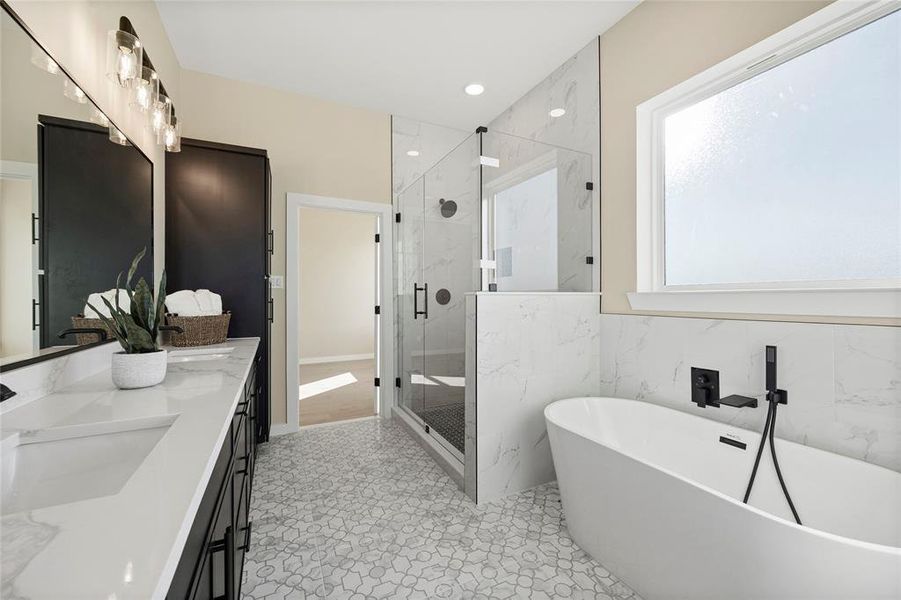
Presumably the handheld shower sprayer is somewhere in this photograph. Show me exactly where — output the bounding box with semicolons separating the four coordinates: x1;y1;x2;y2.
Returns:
742;345;802;525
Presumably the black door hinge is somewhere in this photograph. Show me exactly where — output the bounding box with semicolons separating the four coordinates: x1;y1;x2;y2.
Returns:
395;212;401;223
586;182;594;191
424;424;430;433
586;256;594;265
375;233;380;243
395;377;401;388
374;305;381;315
374;377;381;387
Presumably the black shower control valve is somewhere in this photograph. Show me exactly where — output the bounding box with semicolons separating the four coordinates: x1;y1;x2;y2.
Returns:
690;367;720;408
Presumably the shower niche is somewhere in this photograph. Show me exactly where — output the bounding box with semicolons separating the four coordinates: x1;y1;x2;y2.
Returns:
395;128;593;464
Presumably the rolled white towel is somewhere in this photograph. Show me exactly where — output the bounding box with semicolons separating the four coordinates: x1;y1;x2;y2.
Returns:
166;290;203;317
84;289;130;318
195;289;223;316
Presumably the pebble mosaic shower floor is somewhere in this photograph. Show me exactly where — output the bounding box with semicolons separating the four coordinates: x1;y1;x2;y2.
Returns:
242;417;640;600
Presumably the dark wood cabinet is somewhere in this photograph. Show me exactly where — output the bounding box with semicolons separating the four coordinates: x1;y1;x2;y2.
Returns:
168;354;259;600
166;138;272;443
38;116;153;348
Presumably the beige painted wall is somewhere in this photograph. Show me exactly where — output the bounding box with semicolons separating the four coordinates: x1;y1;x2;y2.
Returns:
0;178;34;357
298;208;376;361
179;69;391;424
598;1;897;325
6;0;181;283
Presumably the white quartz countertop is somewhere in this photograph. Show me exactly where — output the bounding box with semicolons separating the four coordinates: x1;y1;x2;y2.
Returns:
0;338;260;600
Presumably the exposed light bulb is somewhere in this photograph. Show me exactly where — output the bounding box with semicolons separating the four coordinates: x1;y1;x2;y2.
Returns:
406;150;420;157
116;48;138;86
150;95;171;134
107;30;141;87
548;108;566;118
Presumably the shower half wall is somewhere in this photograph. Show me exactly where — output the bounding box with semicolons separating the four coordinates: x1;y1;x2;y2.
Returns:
394;128;593;465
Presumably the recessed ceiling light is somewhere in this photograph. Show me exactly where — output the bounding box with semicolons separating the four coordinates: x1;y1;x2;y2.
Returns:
549;108;566;118
464;83;485;96
406;150;420;157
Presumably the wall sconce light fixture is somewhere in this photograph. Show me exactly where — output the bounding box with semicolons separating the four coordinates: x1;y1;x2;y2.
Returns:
106;28;141;87
131;66;159;112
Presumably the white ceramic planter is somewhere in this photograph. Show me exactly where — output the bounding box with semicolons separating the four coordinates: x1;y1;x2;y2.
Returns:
111;350;168;389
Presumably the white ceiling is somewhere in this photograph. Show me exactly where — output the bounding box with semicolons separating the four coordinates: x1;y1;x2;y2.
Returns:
156;1;639;130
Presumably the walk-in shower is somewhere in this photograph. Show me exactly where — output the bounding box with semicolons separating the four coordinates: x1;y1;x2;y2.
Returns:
395;128;593;461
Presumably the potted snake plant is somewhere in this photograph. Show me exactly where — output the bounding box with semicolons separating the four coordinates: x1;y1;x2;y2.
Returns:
87;248;180;389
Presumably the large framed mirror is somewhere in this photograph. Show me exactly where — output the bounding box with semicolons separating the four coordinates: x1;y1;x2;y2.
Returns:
0;3;153;372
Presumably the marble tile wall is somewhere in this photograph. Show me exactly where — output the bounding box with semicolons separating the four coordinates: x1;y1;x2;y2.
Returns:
469;293;601;503
488;37;599;157
599;314;901;472
0;342;117;414
391;116;471;198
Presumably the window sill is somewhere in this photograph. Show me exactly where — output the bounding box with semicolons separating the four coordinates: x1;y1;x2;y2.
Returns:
626;288;901;319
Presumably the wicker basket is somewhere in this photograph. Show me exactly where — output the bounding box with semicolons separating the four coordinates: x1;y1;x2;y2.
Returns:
164;312;231;347
70;316;114;345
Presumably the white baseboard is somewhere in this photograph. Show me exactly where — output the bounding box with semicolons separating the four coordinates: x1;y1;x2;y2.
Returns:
269;422;299;437
299;353;374;365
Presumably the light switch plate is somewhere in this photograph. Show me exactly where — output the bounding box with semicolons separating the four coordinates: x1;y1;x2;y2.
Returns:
269;275;284;289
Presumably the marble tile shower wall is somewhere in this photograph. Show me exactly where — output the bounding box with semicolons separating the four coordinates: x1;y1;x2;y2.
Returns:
599;314;901;472
488;37;599;157
468;293;601;504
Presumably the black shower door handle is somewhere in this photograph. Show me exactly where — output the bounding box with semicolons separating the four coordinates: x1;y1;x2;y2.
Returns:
414;283;427;319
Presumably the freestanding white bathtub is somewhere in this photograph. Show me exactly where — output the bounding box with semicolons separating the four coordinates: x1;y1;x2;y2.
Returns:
546;397;901;600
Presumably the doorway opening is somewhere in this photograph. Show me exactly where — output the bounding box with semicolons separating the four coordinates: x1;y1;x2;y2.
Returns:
298;207;377;426
285;193;395;434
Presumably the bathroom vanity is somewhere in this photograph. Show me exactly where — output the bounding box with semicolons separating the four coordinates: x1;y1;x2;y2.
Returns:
0;339;261;599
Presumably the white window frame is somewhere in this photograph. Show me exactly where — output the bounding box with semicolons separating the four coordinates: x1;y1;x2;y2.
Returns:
632;0;901;318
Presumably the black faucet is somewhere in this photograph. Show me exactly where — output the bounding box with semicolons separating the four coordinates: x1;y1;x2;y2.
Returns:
691;366;758;408
58;327;108;342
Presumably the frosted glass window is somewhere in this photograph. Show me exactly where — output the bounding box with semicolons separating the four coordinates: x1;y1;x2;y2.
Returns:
663;10;901;287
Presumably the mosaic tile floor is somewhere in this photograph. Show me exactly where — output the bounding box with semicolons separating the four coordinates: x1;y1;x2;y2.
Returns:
242;417;640;600
417;404;465;454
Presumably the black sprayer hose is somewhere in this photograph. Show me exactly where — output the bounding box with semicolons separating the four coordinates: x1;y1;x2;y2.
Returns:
768;402;802;525
743;399;773;503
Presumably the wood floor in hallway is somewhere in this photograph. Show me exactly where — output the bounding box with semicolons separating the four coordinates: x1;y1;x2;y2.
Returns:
299;359;376;426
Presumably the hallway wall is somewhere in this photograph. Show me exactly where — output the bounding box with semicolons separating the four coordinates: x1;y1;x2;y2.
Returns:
298;208;376;361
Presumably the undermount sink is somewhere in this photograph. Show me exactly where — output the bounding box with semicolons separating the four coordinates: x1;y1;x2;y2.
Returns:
1;414;177;516
168;347;235;363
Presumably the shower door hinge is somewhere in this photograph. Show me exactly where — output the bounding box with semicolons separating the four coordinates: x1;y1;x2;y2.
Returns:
374;233;380;243
374;305;381;315
395;377;401;388
32;214;39;244
586;256;594;265
374;377;380;387
395;212;401;223
267;230;274;254
586;182;594;191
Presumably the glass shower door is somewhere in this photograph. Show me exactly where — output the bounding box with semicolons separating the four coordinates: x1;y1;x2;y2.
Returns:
397;177;425;420
419;134;480;459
